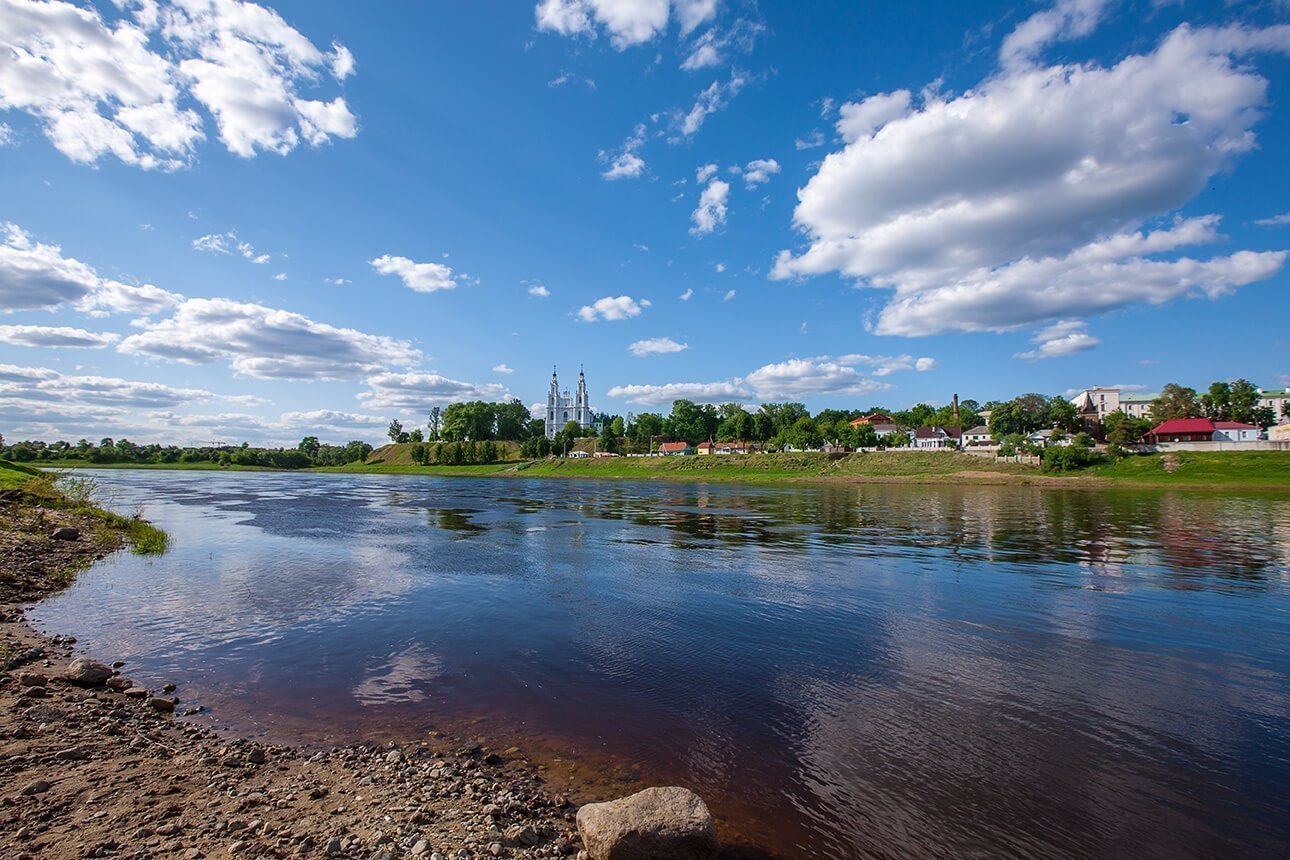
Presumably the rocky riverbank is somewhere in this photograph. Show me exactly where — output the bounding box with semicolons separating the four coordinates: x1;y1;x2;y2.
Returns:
1;605;591;860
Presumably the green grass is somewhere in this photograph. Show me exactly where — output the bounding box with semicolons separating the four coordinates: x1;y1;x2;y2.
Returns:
21;450;1290;491
0;459;42;490
1;462;171;555
1086;451;1290;488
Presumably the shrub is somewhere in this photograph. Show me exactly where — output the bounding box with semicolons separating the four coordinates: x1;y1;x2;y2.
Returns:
1041;445;1106;473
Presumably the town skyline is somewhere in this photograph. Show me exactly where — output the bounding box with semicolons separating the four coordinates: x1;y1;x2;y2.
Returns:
2;1;1290;446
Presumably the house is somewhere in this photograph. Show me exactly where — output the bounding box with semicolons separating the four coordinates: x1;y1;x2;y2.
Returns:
1258;388;1290;423
849;412;894;427
593;450;619;458
1142;418;1216;444
717;441;751;454
696;441;715;455
962;425;992;447
568;449;590;459
912;426;961;449
1213;421;1260;442
869;423;905;440
658;441;693;456
1069;387;1159;423
1026;429;1073;448
1270;424;1290;442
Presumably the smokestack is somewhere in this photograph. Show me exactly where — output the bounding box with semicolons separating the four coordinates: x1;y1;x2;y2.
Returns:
952;393;959;420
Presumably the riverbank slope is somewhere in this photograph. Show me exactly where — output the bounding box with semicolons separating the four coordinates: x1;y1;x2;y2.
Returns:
24;449;1290;491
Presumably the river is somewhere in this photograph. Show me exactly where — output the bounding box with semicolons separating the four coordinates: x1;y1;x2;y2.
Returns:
27;470;1290;858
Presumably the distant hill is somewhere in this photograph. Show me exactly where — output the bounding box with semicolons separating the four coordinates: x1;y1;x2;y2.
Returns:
364;441;522;466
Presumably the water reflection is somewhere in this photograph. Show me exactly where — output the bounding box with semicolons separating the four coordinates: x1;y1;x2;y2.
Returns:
27;471;1290;859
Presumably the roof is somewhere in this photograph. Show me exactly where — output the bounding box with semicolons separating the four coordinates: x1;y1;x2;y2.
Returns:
943;425;962;436
658;441;691;451
849;413;894;426
964;425;989;435
1119;393;1160;403
1214;421;1257;429
696;441;714;449
870;423;901;433
1147;418;1215;435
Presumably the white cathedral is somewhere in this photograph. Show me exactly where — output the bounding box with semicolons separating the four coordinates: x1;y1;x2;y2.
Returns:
545;367;596;440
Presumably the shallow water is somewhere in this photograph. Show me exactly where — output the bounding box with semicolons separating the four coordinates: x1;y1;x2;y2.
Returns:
28;470;1290;858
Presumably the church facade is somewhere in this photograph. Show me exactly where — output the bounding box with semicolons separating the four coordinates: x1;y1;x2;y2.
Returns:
545;367;595;440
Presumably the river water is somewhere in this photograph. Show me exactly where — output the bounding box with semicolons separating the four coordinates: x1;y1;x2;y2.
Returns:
27;470;1290;858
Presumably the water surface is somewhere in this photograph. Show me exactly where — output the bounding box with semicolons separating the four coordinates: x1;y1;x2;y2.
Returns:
29;470;1290;858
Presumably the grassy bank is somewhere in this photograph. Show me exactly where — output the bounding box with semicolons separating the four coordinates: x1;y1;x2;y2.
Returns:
17;449;1290;491
1;461;169;601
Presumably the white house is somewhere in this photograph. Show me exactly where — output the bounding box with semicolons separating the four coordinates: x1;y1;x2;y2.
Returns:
1258;388;1290;423
1213;421;1260;442
1027;429;1074;448
1069;387;1158;422
912;426;962;449
962;425;992;447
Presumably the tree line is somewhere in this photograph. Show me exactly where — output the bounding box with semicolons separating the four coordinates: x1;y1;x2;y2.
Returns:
0;436;373;469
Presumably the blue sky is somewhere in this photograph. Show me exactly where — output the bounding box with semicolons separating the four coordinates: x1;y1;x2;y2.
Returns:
2;0;1289;445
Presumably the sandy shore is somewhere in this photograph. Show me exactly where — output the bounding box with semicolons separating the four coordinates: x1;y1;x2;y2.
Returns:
1;496;586;860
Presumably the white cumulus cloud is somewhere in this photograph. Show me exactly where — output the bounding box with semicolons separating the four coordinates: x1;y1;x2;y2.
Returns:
690;179;729;235
1013;319;1101;361
0;324;119;349
118;297;421;380
528;284;551;297
772;24;1290;337
358;370;510;411
742;157;780;187
577;295;650;322
535;0;716;49
0;222;181;315
629;336;688;356
0;0;358;169
369;255;461;293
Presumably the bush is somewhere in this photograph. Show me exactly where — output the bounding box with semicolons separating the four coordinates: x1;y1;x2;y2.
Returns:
1041;445;1106;473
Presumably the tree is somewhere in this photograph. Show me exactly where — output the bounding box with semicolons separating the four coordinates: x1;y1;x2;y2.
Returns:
1150;384;1201;423
1103;411;1151;447
598;421;621;454
408;427;424;442
442;401;496;441
853;423;879;448
410;442;427;465
1047;396;1080;433
387;419;404;443
989;400;1043;438
525;418;546;440
629;412;664;446
716;404;754;441
1229;379;1261;425
1201;382;1232;422
785;417;821;450
297;436;321;458
667;400;709;442
494;399;531;440
1252;406;1276;429
427;407;442;441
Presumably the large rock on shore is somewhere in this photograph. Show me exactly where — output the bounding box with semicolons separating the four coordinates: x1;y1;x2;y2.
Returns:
63;658;113;687
576;786;720;860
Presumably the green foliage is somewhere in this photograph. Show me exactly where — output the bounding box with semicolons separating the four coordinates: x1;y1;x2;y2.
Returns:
1103;411;1152;447
1041;445;1106;473
1150;383;1202;423
387;419;404;443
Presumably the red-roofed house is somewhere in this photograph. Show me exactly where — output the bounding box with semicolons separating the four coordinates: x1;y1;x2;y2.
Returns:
1142;418;1215;444
696;441;715;455
658;441;693;456
850;413;894;427
1213;421;1260;442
